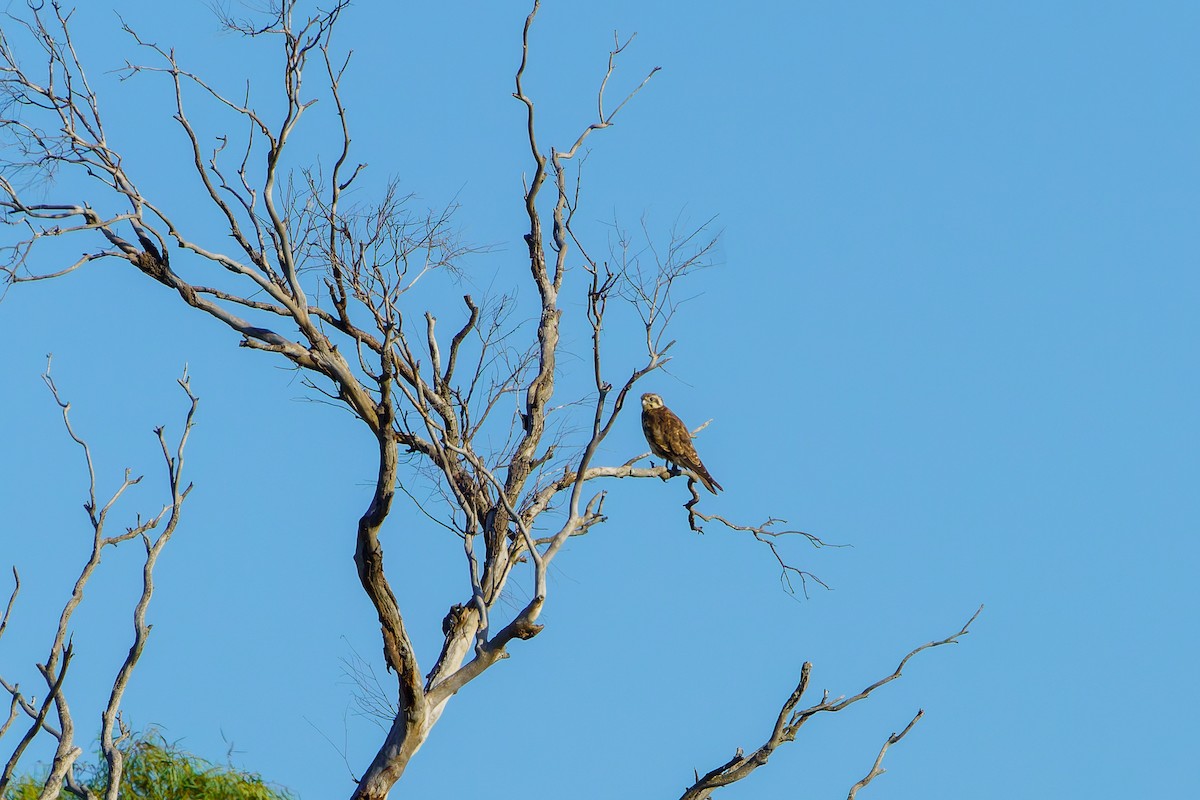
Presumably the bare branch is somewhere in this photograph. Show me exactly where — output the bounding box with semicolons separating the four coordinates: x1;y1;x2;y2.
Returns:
687;509;838;597
846;709;925;800
0;640;73;794
0;362;198;798
680;608;982;800
0;569;16;646
98;374;198;800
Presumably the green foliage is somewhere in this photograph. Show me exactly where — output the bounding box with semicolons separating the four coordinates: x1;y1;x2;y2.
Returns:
3;779;39;800
3;731;294;800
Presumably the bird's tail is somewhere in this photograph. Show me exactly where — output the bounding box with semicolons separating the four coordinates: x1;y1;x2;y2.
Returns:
697;466;722;495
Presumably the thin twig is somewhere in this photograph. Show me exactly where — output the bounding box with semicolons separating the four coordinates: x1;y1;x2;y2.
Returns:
846;709;924;800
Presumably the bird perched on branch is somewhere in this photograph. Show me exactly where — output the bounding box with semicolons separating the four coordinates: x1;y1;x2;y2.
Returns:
640;392;723;494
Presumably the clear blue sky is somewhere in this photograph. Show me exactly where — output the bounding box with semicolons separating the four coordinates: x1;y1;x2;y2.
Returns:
2;1;1197;797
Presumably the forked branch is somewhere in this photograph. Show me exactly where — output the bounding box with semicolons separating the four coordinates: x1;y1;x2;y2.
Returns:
679;607;982;800
0;365;198;800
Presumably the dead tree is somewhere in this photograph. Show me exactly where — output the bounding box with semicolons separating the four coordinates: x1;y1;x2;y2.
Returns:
0;2;978;798
0;365;196;800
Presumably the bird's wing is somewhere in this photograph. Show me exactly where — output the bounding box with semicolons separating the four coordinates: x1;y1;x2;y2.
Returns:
659;408;702;467
645;406;722;494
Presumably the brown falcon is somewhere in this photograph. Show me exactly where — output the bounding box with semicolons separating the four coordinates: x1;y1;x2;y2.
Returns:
640;393;723;494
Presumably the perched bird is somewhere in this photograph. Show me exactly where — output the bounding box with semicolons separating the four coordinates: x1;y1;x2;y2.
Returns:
640;392;723;494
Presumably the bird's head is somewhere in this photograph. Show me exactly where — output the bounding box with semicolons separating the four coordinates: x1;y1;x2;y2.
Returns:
641;392;664;410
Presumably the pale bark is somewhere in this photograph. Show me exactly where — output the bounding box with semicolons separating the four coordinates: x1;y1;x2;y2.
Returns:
0;367;197;800
0;3;976;798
